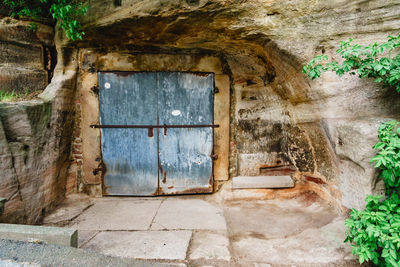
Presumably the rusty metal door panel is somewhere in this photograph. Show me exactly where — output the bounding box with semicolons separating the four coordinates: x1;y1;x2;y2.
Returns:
158;72;214;194
99;72;158;195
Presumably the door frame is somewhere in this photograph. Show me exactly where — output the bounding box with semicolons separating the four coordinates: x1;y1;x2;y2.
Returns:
76;52;230;196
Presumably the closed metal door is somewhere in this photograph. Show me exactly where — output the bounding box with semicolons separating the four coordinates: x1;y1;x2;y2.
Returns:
158;72;214;194
99;72;159;195
98;72;214;196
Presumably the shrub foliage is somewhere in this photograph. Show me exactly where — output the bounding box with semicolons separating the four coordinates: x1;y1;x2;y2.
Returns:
303;34;400;93
345;121;400;266
2;0;87;40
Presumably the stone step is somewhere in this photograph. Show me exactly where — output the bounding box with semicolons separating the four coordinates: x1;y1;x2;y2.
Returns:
232;175;294;189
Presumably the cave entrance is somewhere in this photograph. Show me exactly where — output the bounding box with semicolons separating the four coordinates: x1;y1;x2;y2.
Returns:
97;71;215;196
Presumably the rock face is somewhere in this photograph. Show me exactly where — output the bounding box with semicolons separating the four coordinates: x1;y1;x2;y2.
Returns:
0;91;75;224
0;17;56;94
1;0;400;221
59;0;399;210
0;19;76;224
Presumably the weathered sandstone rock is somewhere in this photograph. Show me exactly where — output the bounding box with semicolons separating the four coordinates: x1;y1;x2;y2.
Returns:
0;17;55;94
54;0;399;210
0;18;76;223
1;0;400;217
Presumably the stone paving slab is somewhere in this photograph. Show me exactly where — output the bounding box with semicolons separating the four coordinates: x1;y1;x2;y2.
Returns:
70;199;161;231
43;194;93;227
83;230;192;260
151;198;226;230
77;230;99;248
188;231;230;261
46;194;356;266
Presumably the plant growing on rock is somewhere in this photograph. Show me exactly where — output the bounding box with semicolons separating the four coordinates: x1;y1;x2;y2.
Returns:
344;120;400;266
2;0;87;40
304;35;400;266
303;33;400;92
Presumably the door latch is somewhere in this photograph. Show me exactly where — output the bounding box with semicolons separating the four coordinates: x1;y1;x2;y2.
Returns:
148;127;153;137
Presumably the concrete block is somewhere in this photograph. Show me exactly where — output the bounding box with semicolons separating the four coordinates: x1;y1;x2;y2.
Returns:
232;176;294;189
0;223;78;247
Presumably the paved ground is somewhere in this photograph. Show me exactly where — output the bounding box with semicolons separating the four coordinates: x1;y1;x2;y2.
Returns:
0;239;177;267
39;191;359;266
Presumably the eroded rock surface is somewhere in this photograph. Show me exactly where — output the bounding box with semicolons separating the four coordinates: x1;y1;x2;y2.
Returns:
1;0;399;220
56;0;400;209
0;18;55;94
0;18;77;223
0;97;74;224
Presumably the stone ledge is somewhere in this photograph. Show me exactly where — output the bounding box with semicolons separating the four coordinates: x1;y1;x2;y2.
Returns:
0;223;77;247
0;66;48;93
232;176;294;189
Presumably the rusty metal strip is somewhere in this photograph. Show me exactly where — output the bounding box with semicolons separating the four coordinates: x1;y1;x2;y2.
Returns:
90;124;219;129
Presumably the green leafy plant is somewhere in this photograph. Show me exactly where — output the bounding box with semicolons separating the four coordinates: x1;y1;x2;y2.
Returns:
345;194;400;266
371;120;400;196
303;34;400;93
304;35;400;266
2;0;87;40
345;121;400;266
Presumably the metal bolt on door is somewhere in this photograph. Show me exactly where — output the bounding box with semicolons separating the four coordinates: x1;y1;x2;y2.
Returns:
98;72;215;196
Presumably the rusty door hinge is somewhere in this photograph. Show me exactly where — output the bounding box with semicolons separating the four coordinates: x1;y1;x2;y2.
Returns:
93;161;106;175
91;86;99;95
93;167;106;175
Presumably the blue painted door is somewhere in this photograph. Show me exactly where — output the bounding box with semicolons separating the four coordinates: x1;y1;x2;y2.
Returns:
99;72;159;195
99;72;214;195
158;73;214;194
